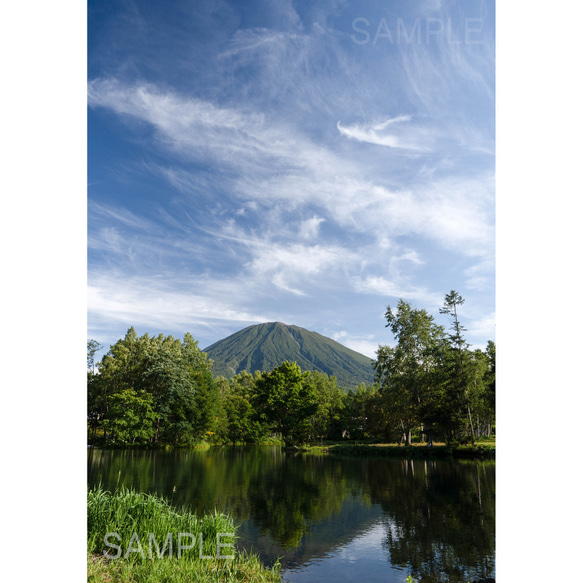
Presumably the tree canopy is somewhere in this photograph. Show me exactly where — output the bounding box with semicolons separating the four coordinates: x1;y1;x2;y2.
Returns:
88;294;494;447
88;327;218;446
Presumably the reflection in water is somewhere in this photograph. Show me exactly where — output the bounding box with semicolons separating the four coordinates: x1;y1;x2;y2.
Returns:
284;522;408;583
88;446;494;582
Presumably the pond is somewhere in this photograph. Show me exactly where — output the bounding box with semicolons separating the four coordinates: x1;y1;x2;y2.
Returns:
87;446;495;582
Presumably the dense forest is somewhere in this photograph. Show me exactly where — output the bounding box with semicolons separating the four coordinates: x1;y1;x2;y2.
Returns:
87;291;495;447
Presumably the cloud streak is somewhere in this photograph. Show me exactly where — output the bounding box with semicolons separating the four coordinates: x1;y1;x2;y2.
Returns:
88;273;273;341
336;115;429;150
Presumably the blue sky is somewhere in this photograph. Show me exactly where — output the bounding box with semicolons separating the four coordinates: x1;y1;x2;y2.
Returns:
87;0;495;359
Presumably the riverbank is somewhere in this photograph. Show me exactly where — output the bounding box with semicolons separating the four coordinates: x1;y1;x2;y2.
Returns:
87;487;282;583
89;439;494;459
299;441;495;459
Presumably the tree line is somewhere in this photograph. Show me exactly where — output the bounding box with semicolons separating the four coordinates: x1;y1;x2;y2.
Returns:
87;291;494;447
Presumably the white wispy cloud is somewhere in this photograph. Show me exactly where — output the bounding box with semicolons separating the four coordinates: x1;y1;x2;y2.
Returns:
247;172;493;256
399;26;494;111
88;79;493;258
337;115;428;150
352;275;444;308
196;216;361;296
466;312;496;345
464;257;495;290
90;201;154;230
88;274;271;335
246;241;357;294
88;201;214;270
89;227;126;255
394;250;424;265
332;330;379;359
298;216;325;240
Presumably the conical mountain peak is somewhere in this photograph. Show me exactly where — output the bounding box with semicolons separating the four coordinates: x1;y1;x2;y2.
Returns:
204;323;374;389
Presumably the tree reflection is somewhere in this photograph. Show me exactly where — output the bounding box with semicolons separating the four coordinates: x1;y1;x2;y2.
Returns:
245;455;347;548
367;459;495;582
88;447;494;580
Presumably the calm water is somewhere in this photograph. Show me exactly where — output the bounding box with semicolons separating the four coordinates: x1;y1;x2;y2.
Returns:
87;446;495;582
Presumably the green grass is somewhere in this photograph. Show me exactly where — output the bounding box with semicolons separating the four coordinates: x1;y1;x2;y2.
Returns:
87;549;282;583
88;487;282;582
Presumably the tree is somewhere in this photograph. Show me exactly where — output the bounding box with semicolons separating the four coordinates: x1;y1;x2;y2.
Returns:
141;346;199;444
87;339;102;374
211;376;231;443
222;372;268;443
375;299;445;445
89;327;215;445
303;371;345;442
341;383;377;440
471;341;495;437
253;362;319;446
102;389;158;446
190;368;220;440
363;385;396;442
440;291;467;353
484;340;496;417
97;327;153;398
87;339;104;442
439;291;476;444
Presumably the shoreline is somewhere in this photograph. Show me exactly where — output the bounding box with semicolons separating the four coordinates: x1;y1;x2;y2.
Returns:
89;441;495;459
309;442;495;459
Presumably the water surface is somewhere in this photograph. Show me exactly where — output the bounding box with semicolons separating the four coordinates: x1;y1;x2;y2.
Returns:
88;446;495;582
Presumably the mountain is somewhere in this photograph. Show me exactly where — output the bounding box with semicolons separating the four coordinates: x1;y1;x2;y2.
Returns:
203;322;375;389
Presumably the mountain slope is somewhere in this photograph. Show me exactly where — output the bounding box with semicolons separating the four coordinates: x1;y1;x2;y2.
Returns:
203;322;375;388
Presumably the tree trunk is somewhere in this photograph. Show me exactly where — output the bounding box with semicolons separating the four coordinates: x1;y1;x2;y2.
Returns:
466;393;475;444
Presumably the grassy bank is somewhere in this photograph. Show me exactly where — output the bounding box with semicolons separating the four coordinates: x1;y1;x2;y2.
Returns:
87;549;282;583
87;487;282;583
299;440;495;459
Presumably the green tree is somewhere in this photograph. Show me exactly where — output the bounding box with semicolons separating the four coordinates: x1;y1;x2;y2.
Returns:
211;376;231;443
253;362;319;446
365;386;398;442
223;372;268;443
87;339;104;443
469;342;495;437
97;327;154;398
484;340;496;434
375;299;445;445
102;389;158;446
90;327;215;445
341;383;379;440
141;346;198;444
190;368;220;440
439;291;476;444
303;371;345;441
87;339;102;374
181;332;212;372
